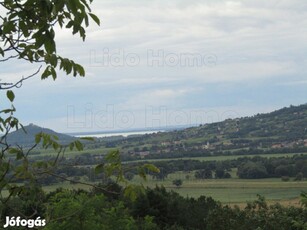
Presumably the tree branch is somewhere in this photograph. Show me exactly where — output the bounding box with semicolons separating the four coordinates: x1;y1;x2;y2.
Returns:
0;65;42;90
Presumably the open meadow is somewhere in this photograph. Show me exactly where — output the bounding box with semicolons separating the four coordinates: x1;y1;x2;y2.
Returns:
32;172;306;205
129;172;307;203
26;151;307;205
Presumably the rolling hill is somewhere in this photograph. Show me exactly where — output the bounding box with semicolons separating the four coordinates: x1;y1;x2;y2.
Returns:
5;123;76;147
98;103;307;159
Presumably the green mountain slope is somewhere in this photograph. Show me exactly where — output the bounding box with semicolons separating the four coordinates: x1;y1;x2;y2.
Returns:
5;123;76;147
177;103;307;141
103;104;307;158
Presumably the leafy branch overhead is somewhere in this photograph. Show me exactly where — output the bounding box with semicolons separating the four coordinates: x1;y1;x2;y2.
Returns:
0;0;162;221
0;0;100;85
0;0;102;218
94;150;160;200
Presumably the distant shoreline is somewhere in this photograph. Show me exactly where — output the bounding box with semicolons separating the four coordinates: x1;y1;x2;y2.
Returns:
66;124;195;138
72;129;166;138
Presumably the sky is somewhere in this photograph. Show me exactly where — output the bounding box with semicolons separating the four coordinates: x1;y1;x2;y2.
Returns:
1;0;307;133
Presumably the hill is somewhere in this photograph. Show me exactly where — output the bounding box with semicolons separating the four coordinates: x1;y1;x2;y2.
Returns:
5;123;76;147
97;104;307;159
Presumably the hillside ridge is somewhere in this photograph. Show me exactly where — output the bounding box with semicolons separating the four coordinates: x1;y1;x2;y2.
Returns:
5;123;76;147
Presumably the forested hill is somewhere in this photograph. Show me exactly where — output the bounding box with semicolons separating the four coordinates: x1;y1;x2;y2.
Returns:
185;103;307;141
4;104;307;153
5;123;75;147
102;104;307;158
131;103;307;142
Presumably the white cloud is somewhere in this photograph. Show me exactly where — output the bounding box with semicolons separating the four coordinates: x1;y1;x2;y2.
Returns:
117;87;195;111
1;0;307;131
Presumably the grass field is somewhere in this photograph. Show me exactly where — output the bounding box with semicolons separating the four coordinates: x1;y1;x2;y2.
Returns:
3;175;305;205
168;180;306;203
126;152;307;163
131;174;307;203
24;150;307;205
37;176;307;204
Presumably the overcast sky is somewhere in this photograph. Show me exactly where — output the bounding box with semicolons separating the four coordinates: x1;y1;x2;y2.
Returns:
1;0;307;133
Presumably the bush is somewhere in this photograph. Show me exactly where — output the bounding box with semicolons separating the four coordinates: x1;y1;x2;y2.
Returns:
294;172;303;181
281;176;290;182
237;161;268;179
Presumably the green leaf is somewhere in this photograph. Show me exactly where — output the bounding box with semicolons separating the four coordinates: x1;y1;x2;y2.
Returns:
74;140;83;151
19;20;29;37
6;90;15;102
124;185;137;201
34;32;45;49
124;185;145;202
66;21;74;29
143;164;160;173
105;150;120;162
44;32;56;54
52;135;59;140
69;142;74;151
52;141;60;150
9;148;24;160
95;163;104;174
1;109;14;114
8;148;21;154
138;167;147;180
50;66;57;80
2;21;16;34
79;137;95;141
16;151;24;160
75;63;85;76
35;133;42;144
89;13;100;26
41;66;51;79
84;14;89;27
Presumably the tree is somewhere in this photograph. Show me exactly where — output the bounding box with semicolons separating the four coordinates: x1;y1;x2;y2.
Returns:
152;167;168;180
0;0;101;85
0;2;160;225
0;0;102;223
172;179;183;188
44;190;138;230
274;165;294;177
294;172;303;181
195;168;213;179
237;161;268;179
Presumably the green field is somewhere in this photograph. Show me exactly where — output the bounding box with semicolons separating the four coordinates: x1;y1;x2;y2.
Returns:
25;151;307;204
126;152;307;163
31;172;306;204
3;175;305;204
130;174;307;203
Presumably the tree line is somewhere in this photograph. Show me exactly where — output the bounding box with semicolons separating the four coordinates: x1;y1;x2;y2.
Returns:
1;182;306;230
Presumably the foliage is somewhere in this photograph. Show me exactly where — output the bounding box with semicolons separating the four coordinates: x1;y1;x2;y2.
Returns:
206;195;307;230
195;168;213;179
44;190;137;230
1;1;306;229
0;0;101;82
172;179;183;188
237;161;268;179
0;0;162;223
0;183;306;230
84;103;307;162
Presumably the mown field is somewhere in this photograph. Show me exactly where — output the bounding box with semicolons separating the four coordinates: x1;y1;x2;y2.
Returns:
129;171;307;203
36;172;307;205
24;151;307;205
126;152;307;163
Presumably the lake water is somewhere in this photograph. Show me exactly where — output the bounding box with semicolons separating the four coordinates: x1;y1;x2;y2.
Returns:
74;130;165;138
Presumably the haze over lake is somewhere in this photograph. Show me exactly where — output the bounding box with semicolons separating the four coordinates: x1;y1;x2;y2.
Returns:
73;129;165;138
